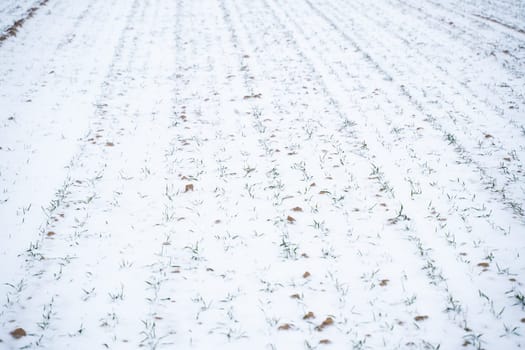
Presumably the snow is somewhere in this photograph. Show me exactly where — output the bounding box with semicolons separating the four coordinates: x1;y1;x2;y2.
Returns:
0;0;524;349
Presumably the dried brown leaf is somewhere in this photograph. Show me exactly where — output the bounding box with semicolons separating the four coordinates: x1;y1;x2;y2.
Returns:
303;311;315;320
278;323;292;330
10;328;26;339
315;317;334;331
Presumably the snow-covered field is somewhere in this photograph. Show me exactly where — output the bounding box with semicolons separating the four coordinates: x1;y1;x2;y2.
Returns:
0;0;524;349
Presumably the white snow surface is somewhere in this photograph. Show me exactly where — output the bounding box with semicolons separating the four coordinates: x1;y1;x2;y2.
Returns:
0;0;524;349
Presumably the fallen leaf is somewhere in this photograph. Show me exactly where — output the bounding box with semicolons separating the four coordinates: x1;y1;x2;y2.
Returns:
292;207;303;212
290;293;301;299
278;323;292;330
477;262;489;268
319;339;331;344
303;271;311;278
10;328;26;339
319;190;329;195
105;142;114;147
287;215;296;223
184;184;194;192
379;279;389;287
46;231;56;237
315;317;334;331
414;315;428;322
303;311;315;320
